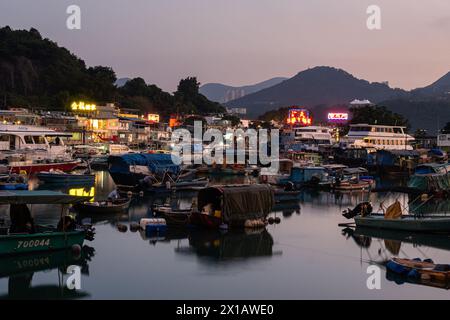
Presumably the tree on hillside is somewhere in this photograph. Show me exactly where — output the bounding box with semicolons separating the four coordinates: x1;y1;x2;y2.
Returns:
350;105;410;129
222;114;241;127
441;122;450;134
174;77;225;115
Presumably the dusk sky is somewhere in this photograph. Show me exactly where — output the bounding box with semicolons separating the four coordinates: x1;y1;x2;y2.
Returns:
1;0;450;91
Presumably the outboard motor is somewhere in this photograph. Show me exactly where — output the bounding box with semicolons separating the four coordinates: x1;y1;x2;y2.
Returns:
342;202;372;219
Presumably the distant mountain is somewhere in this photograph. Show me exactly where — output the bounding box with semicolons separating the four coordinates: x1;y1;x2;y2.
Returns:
115;77;131;87
200;77;287;103
225;66;408;118
412;72;450;97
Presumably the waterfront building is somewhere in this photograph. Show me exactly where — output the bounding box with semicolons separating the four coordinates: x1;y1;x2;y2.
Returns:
349;99;374;108
437;134;450;151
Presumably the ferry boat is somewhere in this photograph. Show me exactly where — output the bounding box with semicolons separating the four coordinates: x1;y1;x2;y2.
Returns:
0;124;79;173
291;126;333;151
343;124;415;151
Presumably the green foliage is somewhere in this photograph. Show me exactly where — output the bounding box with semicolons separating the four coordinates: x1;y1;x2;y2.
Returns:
349;105;410;129
258;107;290;123
221;114;241;127
441;122;450;134
0;27;224;116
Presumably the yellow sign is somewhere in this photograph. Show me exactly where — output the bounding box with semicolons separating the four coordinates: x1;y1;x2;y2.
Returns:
71;101;97;111
147;114;160;123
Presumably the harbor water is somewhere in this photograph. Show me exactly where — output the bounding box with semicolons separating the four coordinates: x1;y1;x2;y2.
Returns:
1;171;450;299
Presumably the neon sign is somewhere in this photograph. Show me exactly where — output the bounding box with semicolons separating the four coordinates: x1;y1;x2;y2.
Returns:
287;108;312;126
327;112;349;122
147;114;160;123
71;101;97;111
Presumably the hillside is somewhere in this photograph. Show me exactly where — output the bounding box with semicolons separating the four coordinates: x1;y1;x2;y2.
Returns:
411;72;450;98
225;66;408;118
200;77;287;103
0;26;224;115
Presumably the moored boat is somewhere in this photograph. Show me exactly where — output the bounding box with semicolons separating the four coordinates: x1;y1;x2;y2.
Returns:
387;257;450;284
0;190;93;256
0;174;28;190
73;198;131;215
36;170;95;185
189;184;274;229
343;200;450;233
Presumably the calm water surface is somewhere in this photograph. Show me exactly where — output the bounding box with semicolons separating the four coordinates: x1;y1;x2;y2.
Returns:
1;171;450;299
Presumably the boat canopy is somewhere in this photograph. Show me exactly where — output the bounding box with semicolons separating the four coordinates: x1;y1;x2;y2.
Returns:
197;184;274;222
0;190;92;205
343;167;368;175
108;153;180;175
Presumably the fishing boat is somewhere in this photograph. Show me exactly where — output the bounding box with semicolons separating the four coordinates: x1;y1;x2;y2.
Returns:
189;184;274;229
36;170;95;185
0;174;28;190
108;153;181;187
152;205;191;227
387;257;450;284
0;190;93;256
329;167;375;192
407;163;450;197
73;198;131;215
273;188;301;202
343;200;450;232
278;166;332;190
259;159;294;185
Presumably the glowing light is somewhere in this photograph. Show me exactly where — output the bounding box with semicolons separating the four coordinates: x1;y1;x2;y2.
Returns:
328;112;349;122
287;108;312;126
147;114;160;123
71;101;97;112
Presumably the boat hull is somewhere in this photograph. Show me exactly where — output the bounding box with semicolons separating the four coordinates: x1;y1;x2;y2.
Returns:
36;173;95;184
0;183;28;190
73;199;131;215
9;161;80;174
355;215;450;232
0;230;85;256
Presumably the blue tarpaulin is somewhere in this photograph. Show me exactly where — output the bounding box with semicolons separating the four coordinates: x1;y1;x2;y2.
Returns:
108;153;180;175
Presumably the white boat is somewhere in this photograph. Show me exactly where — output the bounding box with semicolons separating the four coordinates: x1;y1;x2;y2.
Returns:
0;124;79;173
343;124;415;151
292;126;333;151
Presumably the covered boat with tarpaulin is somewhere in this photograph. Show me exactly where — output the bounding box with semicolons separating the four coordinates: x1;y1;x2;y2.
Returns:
108;153;181;187
407;163;450;197
189;184;275;229
0;190;93;255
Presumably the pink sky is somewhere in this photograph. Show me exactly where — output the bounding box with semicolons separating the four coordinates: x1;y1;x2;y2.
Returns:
1;0;449;91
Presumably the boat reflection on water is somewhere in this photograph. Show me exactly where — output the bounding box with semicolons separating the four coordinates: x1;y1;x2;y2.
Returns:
0;245;95;299
175;228;279;262
341;226;450;290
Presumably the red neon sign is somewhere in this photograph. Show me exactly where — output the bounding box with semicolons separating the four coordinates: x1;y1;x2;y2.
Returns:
287;108;312;126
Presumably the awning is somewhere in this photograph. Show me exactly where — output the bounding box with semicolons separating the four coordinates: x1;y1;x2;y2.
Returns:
197;185;275;222
0;190;92;205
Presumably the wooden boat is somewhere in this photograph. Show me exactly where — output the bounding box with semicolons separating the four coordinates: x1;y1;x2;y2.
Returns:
73;198;131;215
0;190;92;256
36;171;95;184
328;166;375;192
189;184;274;229
273;188;301;202
387;257;450;283
354;213;450;232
